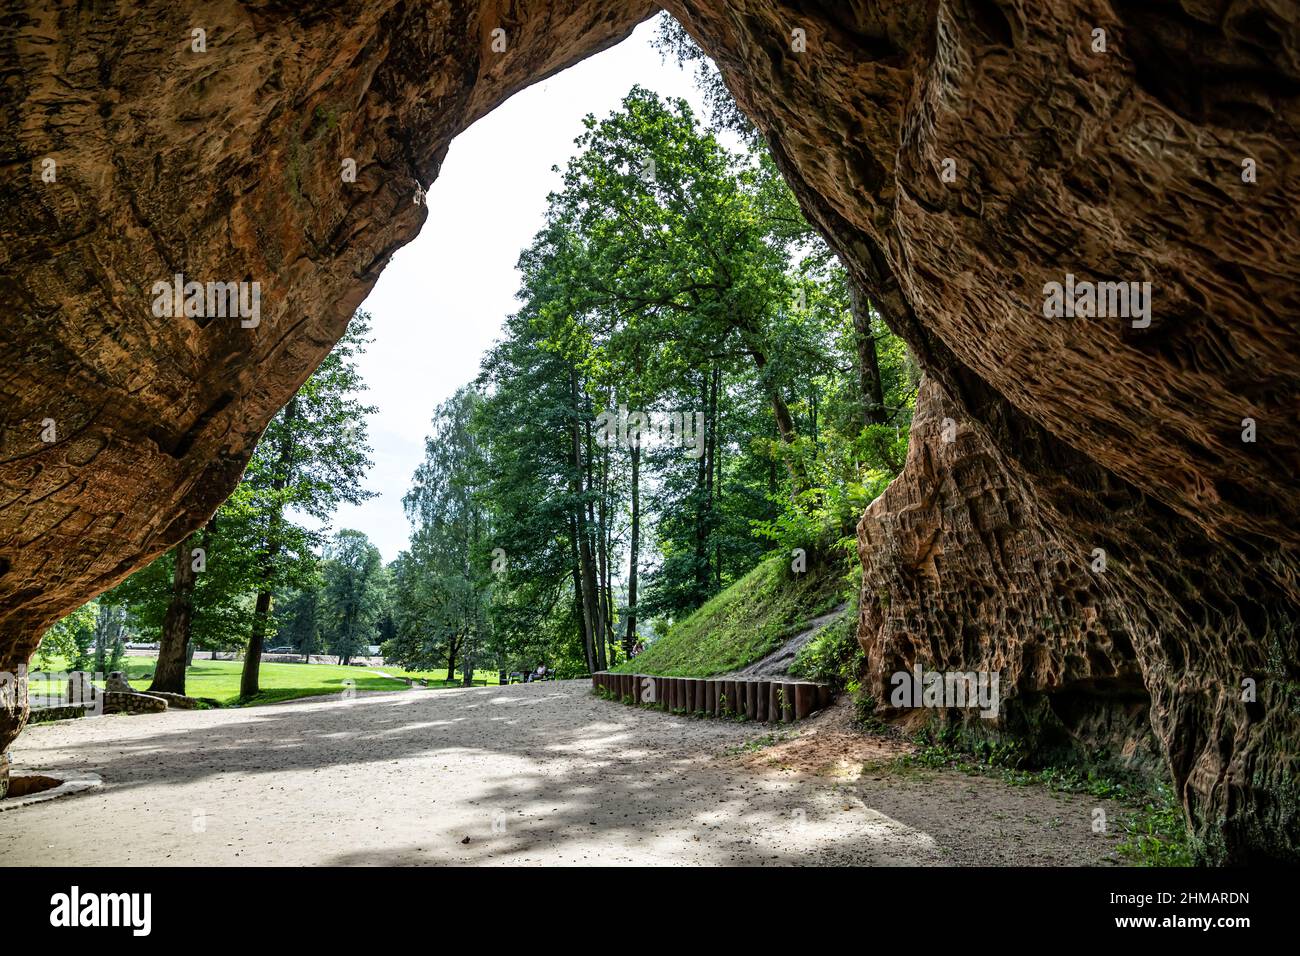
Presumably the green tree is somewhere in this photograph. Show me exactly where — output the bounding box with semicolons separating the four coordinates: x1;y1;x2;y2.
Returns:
110;485;262;694
397;388;495;683
240;312;377;696
36;603;96;672
320;530;384;666
274;585;323;662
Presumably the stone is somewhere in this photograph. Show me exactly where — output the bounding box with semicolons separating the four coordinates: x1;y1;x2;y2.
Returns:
859;379;1161;774
0;0;1295;861
102;692;168;716
105;672;133;694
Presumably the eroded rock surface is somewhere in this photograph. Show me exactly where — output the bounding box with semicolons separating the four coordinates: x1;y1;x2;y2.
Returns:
858;378;1160;773
2;1;1297;861
0;0;656;778
667;0;1299;864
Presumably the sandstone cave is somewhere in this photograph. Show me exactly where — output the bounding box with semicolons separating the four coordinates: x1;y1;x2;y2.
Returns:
0;1;1297;865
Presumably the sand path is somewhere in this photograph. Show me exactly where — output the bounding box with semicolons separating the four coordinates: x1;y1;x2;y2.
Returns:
0;681;1126;866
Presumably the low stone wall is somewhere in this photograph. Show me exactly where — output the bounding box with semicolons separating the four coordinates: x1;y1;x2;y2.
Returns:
592;672;832;722
27;704;94;724
103;691;168;715
144;691;210;710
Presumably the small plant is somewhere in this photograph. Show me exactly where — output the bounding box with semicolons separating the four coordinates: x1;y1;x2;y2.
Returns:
1116;786;1194;866
789;604;862;687
851;690;888;734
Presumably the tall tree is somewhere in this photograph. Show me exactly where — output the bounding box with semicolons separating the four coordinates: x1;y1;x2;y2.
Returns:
320;530;384;666
397;388;494;681
239;312;377;697
112;476;262;693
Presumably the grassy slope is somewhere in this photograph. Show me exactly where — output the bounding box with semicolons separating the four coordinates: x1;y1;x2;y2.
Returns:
29;656;497;707
611;554;846;677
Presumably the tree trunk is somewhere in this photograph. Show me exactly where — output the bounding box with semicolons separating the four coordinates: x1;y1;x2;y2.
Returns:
461;627;473;687
583;415;608;673
241;395;299;697
849;275;888;426
570;529;595;673
598;440;616;665
241;580;273;698
624;440;640;657
150;527;204;695
445;635;459;683
569;368;604;673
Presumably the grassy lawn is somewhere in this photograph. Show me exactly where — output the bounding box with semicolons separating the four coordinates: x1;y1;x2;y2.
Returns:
28;656;495;707
375;664;500;687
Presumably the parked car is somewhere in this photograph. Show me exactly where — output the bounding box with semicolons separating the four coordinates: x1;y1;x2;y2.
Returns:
264;646;296;654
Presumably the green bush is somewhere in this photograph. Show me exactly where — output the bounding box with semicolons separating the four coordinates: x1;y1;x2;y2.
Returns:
789;603;861;687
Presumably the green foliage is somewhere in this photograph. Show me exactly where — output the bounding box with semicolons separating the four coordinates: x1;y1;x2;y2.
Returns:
111;486;263;656
1116;787;1196;867
388;388;500;681
789;607;863;688
243;311;378;593
91;603;128;675
320;529;385;665
36;603;96;671
612;552;845;676
275;586;322;659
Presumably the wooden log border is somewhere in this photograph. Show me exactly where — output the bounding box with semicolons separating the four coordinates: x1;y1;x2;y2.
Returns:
590;673;833;723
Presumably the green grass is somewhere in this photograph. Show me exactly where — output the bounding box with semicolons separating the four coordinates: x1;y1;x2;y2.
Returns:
611;554;846;677
29;656;497;707
373;664;499;686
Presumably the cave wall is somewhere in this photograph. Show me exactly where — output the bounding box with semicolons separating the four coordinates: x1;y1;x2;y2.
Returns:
660;0;1299;864
0;0;657;782
858;377;1161;775
2;1;1297;860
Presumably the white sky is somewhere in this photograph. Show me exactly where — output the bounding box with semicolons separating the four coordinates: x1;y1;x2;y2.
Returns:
325;16;712;563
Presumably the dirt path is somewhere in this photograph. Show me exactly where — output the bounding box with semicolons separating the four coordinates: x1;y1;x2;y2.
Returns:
723;605;848;678
0;681;1127;866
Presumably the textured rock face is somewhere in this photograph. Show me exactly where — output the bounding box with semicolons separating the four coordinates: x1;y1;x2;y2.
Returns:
1;1;1297;861
858;378;1160;773
0;0;656;781
664;0;1299;863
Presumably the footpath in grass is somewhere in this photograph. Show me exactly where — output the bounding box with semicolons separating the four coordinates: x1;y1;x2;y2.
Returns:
612;554;845;677
28;656;498;707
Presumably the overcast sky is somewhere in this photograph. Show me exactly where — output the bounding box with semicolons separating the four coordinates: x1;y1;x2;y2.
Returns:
319;16;712;562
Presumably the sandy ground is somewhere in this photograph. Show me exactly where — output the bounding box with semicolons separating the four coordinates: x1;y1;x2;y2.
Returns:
0;681;1127;866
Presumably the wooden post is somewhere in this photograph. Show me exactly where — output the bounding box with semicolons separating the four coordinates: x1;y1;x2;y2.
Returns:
795;682;815;719
755;680;770;722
